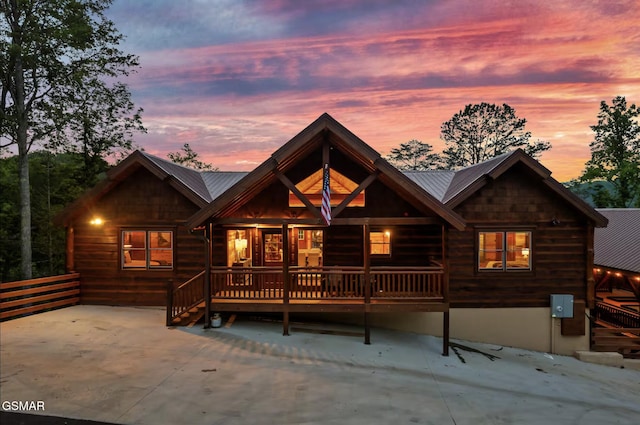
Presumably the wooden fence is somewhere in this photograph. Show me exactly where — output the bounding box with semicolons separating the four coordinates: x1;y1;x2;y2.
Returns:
0;273;80;321
592;327;640;359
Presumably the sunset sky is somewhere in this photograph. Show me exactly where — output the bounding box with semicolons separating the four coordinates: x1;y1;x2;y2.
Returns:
106;0;640;182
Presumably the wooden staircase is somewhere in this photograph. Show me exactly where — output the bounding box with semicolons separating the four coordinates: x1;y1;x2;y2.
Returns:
171;301;206;327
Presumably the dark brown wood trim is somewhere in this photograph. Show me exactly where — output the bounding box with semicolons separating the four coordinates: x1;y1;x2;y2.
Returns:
274;169;323;220
66;224;75;273
332;171;379;218
204;224;212;328
586;224;595;309
212;217;447;226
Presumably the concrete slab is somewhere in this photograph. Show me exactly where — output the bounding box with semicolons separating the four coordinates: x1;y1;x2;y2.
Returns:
1;305;639;425
574;350;624;368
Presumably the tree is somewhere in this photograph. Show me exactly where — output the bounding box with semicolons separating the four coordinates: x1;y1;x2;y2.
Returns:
167;143;218;171
580;96;640;207
1;151;91;282
1;0;143;278
440;103;550;168
385;139;442;170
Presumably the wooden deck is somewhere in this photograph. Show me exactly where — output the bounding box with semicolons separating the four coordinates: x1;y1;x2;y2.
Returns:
168;265;450;351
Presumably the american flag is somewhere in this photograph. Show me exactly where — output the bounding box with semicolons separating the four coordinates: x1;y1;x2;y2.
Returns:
321;163;331;225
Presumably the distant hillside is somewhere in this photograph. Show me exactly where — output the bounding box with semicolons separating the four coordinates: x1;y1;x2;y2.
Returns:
564;180;615;208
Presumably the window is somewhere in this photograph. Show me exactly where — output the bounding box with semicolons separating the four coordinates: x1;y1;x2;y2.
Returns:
122;230;173;270
478;231;531;271
370;231;391;256
288;168;365;207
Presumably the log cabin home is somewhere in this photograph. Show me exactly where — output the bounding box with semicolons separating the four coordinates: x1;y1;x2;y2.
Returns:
56;113;608;356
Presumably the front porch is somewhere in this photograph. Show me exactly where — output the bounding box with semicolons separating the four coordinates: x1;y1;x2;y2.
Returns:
168;265;450;354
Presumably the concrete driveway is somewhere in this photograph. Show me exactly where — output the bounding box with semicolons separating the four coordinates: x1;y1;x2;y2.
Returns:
1;305;639;425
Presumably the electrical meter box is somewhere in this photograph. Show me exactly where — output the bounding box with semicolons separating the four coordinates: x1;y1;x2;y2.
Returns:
550;294;574;318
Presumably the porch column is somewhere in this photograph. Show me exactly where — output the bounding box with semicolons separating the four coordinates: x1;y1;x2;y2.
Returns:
442;224;449;356
282;223;290;336
363;223;371;345
204;223;212;329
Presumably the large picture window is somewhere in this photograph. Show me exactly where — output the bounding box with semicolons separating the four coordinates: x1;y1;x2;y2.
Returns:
122;230;173;270
478;231;531;271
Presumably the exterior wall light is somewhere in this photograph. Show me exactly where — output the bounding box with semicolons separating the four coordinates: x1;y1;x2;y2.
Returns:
90;217;103;226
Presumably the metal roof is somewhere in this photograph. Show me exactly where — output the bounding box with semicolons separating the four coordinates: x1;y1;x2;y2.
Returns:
442;152;512;203
403;170;455;201
142;152;213;202
594;209;640;273
201;171;248;201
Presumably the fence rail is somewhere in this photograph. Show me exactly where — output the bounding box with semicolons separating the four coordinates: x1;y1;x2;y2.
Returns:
0;273;80;321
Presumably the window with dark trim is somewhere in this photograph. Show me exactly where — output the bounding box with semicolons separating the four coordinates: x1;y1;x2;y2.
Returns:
370;230;391;256
478;231;531;271
122;230;173;270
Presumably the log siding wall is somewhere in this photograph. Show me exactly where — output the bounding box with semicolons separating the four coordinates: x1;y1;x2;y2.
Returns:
448;166;590;308
72;169;205;305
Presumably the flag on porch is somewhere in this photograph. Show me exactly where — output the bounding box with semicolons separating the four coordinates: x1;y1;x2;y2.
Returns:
321;163;331;225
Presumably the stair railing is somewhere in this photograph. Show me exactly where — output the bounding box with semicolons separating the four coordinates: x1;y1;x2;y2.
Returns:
166;271;205;326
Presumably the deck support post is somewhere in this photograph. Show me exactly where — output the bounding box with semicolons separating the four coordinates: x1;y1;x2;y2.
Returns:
442;224;449;356
166;280;173;327
204;223;212;329
282;223;290;336
443;311;450;356
363;223;371;345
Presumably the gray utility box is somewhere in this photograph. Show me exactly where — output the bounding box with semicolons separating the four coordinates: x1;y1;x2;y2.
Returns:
550;294;574;318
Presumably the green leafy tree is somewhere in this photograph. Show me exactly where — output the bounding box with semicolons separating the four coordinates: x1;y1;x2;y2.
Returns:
1;0;143;278
168;143;218;171
385;139;442;170
1;152;91;281
440;103;550;168
580;96;640;208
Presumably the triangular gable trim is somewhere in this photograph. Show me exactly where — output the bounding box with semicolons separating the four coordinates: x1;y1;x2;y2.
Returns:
444;149;607;227
186;113;466;230
55;150;209;226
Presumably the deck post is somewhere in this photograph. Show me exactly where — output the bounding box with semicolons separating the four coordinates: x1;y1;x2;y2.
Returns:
204;224;212;329
282;223;290;336
443;311;450;356
363;223;371;345
166;280;173;326
442;224;449;356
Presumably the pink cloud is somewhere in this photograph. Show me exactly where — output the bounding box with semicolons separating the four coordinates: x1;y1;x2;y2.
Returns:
114;0;640;182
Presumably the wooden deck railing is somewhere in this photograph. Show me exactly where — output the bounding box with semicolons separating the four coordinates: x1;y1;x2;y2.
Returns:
370;267;444;299
592;327;640;359
0;273;80;321
209;266;445;301
167;271;205;326
593;301;640;329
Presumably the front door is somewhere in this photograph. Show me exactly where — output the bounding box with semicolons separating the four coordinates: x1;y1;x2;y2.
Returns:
261;229;283;289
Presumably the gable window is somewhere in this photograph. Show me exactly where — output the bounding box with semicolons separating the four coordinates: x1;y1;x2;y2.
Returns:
122;230;173;270
289;168;365;208
370;230;391;256
478;231;531;271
